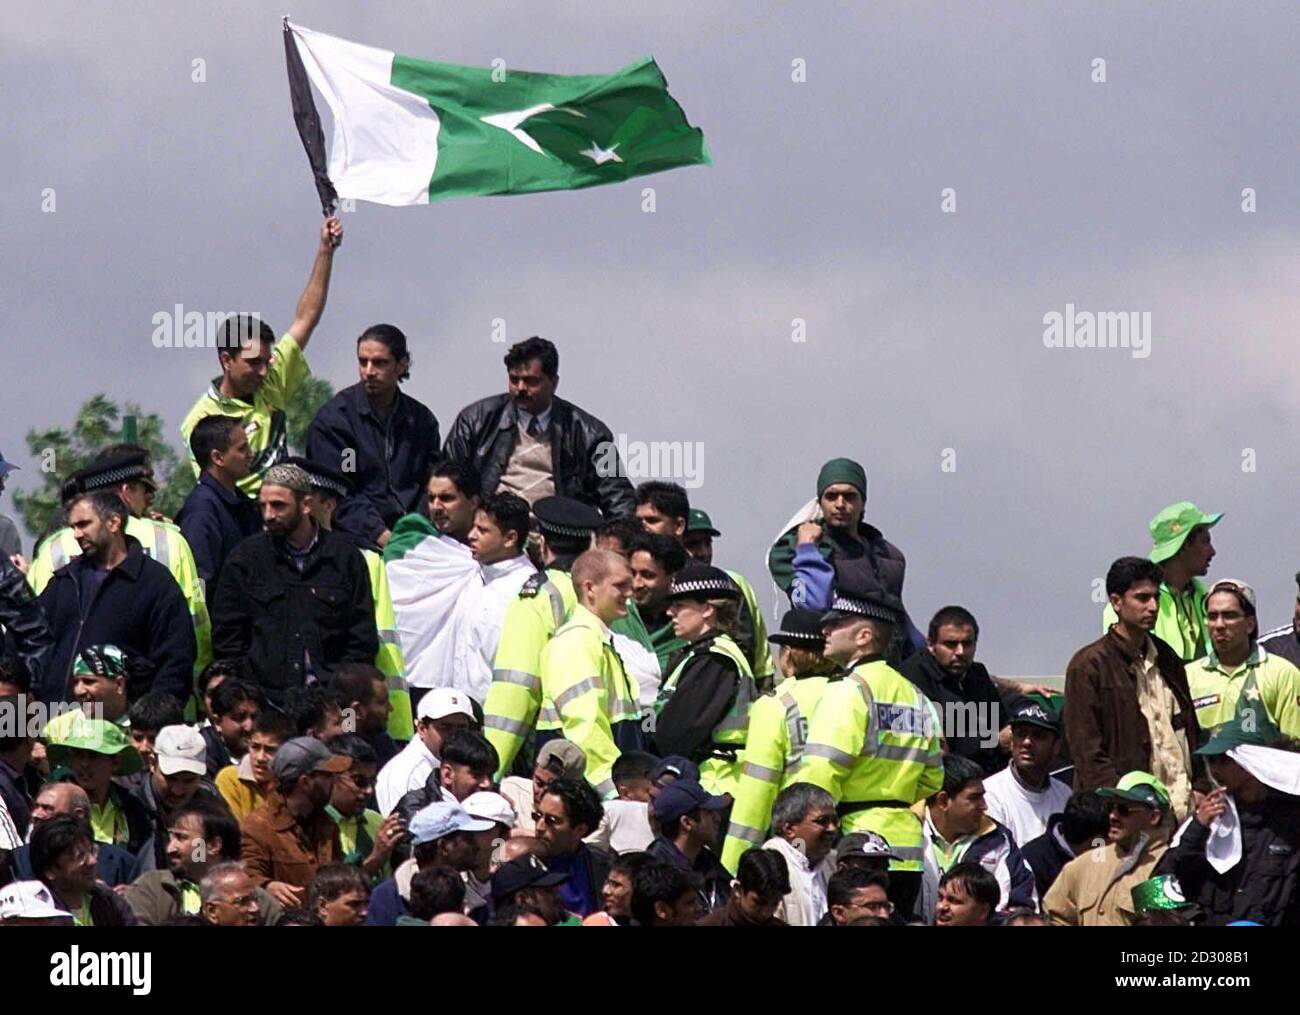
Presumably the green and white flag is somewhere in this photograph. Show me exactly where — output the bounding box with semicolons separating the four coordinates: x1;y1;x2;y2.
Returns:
285;21;709;206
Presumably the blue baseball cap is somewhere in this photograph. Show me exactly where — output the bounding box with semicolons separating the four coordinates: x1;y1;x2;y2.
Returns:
408;800;495;845
651;778;731;823
0;452;17;479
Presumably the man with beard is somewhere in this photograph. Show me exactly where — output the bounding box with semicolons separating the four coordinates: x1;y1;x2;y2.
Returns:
37;492;194;704
240;736;351;908
212;463;377;707
125;795;280;926
307;323;440;550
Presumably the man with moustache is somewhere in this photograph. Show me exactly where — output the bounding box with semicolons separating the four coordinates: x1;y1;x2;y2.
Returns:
442;336;635;516
37;491;195;704
211;463;377;707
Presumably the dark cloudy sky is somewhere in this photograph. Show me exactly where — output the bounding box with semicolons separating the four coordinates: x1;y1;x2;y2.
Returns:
3;1;1297;674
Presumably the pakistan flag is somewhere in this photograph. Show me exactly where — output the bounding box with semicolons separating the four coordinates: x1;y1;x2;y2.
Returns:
286;21;710;206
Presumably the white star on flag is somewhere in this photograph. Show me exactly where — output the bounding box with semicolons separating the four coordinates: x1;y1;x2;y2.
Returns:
580;141;623;165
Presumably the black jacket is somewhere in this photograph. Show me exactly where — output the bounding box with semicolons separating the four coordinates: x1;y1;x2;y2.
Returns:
647;835;731;914
307;383;441;545
654;634;743;763
1021;814;1076;900
897;652;1008;775
175;472;262;589
442;393;636;517
0;555;54;690
37;538;196;704
1157;796;1300;926
211;526;378;704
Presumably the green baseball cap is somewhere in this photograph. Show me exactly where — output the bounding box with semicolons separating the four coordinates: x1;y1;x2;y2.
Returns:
685;509;720;537
1132;874;1192;913
1149;502;1222;563
44;715;142;776
1096;771;1170;811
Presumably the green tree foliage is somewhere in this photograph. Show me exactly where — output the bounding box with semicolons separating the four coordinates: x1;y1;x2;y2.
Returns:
13;380;334;541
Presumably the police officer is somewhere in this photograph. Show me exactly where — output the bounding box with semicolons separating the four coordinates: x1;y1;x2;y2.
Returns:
284;457;412;743
483;496;602;779
721;608;839;873
537;549;644;798
653;564;758;802
26;450;211;684
798;580;943;917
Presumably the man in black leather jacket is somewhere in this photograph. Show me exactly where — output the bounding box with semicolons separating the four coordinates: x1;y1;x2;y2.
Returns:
0;555;53;692
441;336;635;518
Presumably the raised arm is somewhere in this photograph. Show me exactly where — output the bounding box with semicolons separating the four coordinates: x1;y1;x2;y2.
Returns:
287;216;344;351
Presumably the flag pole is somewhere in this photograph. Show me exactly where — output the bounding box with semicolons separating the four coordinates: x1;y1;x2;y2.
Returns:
283;16;341;245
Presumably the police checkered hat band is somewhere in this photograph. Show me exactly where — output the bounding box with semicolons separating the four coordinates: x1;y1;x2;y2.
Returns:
65;451;152;500
828;592;897;623
667;564;740;600
303;469;348;498
536;520;595;538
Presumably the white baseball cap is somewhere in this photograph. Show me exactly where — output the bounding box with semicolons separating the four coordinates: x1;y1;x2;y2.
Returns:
417;688;475;722
462;791;516;829
0;881;73;921
155;725;208;776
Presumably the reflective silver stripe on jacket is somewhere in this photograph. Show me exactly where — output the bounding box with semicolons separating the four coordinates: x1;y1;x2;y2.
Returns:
874;743;940;766
779;689;804;772
492;668;541;692
544;582;566;628
552;676;601;710
803;742;856;767
742;760;782;784
150;523;172;568
726;821;766;845
485;715;529;737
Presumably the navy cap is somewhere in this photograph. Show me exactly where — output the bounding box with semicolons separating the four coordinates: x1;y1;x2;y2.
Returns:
63;451;153;502
284;456;353;499
820;573;903;626
0;452;18;479
651;778;731;823
664;563;740;602
490;854;569;902
532;496;603;539
768;608;828;648
1007;697;1059;733
650;756;700;785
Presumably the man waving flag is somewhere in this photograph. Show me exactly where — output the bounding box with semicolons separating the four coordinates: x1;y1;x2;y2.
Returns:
284;20;709;207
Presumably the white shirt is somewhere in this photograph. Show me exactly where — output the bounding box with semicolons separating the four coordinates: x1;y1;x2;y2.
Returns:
763;835;833;927
455;554;536;703
982;765;1072;847
376;735;440;816
584;799;655;854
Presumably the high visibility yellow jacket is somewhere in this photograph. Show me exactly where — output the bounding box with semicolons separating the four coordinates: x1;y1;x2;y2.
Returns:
362;548;412;742
29;516;212;680
538;604;644;798
657;633;757;799
484;569;574;780
797;656;943;872
729;570;774;679
721;674;833;873
1187;644;1300;739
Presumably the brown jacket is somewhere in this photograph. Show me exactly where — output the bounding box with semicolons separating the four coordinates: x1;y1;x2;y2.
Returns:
1064;627;1200;792
1043;830;1168;926
240;795;341;890
124;869;283;926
